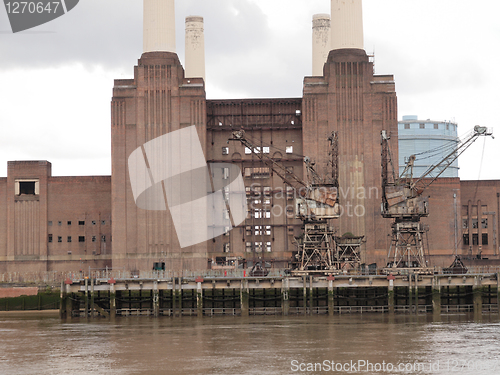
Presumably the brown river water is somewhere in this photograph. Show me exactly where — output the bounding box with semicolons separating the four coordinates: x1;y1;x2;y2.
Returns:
0;312;499;374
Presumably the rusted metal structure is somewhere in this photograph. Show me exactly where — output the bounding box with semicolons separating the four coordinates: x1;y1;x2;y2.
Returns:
381;126;493;272
231;129;340;273
334;234;364;271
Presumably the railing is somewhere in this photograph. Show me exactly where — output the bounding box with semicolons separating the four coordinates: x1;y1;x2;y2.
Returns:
203;308;240;316
336;306;389;314
441;305;474;313
1;266;500;285
249;307;282;315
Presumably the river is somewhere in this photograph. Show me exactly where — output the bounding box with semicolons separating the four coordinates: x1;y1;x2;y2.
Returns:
0;312;499;374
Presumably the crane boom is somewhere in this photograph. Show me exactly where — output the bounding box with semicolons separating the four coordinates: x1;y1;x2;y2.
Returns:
381;124;493;271
411;125;493;192
230;129;339;218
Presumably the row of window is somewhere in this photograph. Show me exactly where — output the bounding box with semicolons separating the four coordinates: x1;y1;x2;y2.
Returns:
48;235;107;243
402;123;454;130
462;218;488;229
249;197;272;206
463;233;488;246
48;220;107;226
245;185;294;199
221;146;295;156
246;225;272;236
245;241;272;252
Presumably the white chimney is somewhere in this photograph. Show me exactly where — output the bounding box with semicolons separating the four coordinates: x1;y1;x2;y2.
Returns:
330;0;364;50
143;0;176;53
185;16;206;80
312;14;331;76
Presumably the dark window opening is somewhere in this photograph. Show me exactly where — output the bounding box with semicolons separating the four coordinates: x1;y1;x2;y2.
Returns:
67;236;72;243
92;236;96;242
92;221;96;225
48;234;53;243
78;236;85;243
101;235;106;242
472;234;479;245
57;236;62;243
463;234;469;246
58;221;62;226
67;221;72;226
482;233;488;245
19;181;35;195
78;221;85;226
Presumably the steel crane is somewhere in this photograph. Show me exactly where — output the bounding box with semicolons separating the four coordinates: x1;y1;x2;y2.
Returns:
381;125;493;272
231;130;350;274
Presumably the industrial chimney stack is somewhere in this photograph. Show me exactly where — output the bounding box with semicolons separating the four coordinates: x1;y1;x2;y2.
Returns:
312;14;331;76
143;0;176;53
185;16;206;81
330;0;364;50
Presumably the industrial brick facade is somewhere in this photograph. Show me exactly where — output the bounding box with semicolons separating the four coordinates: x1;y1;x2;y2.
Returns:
0;161;111;273
0;48;498;274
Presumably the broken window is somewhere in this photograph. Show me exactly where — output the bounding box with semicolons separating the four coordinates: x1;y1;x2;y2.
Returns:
48;234;53;243
222;147;229;155
101;235;106;242
263;147;270;154
482;218;488;229
92;236;97;242
254;242;263;253
472;219;478;229
462;219;468;229
265;241;272;252
58;236;62;243
19;181;36;195
223;243;230;253
67;236;72;243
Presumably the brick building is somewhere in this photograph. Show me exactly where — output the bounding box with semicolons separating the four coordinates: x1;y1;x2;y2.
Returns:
0;0;498;273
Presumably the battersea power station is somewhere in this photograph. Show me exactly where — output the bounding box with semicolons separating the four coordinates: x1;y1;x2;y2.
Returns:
0;0;499;275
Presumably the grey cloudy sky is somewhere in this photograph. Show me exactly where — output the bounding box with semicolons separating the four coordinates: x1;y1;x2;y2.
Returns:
0;0;498;179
